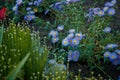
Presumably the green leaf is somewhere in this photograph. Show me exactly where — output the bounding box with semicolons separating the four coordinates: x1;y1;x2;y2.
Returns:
6;53;30;80
0;24;4;45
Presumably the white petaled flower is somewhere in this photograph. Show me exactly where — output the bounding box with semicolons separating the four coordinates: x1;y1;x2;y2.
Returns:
57;25;64;31
69;29;75;33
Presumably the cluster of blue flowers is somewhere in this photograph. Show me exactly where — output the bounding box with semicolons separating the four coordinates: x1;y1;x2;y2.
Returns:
49;25;64;43
62;29;85;47
104;44;120;65
12;0;23;14
87;0;116;18
24;0;42;21
62;29;85;62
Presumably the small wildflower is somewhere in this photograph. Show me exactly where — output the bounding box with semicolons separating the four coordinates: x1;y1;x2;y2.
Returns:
69;29;75;33
53;2;63;11
105;2;114;7
103;27;111;33
26;7;32;11
104;44;118;50
28;2;33;5
57;25;64;31
109;53;117;61
111;58;120;65
75;33;84;41
27;11;35;15
67;33;74;39
51;37;59;43
12;5;18;12
24;14;35;21
72;50;80;62
68;50;73;61
49;30;55;36
72;38;79;46
108;8;115;16
48;59;56;65
115;50;120;55
93;8;100;15
16;0;23;5
97;10;105;17
103;7;109;12
104;51;111;58
62;38;69;46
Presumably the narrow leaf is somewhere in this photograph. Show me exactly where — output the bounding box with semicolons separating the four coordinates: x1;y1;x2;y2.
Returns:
6;53;30;80
0;24;4;45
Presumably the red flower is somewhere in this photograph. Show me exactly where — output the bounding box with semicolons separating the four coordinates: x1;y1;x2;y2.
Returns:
0;7;7;20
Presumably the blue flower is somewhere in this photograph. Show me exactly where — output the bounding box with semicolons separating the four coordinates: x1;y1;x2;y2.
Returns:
69;29;75;33
51;37;59;43
111;0;116;6
67;33;74;39
103;27;111;33
93;8;101;15
26;7;32;11
111;58;120;65
24;14;35;21
105;2;114;7
72;50;80;62
72;38;80;46
16;0;23;5
38;0;42;3
12;5;18;12
68;50;74;61
103;7;109;12
104;44;118;50
104;51;111;58
109;53;117;61
50;31;59;37
66;0;80;3
27;11;35;15
57;25;64;31
28;2;33;5
75;33;84;41
53;2;63;11
97;10;105;17
108;8;115;16
115;50;120;55
62;38;69;46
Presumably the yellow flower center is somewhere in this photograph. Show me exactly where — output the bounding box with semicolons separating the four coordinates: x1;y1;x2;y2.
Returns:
34;8;38;12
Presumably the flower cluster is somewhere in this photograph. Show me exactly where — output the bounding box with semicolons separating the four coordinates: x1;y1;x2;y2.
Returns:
87;0;116;18
12;0;23;14
24;0;42;21
49;25;64;43
104;43;120;65
68;50;80;62
104;49;120;65
62;29;85;47
62;29;85;62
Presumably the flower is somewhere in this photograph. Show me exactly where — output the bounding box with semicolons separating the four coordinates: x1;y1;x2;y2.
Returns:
53;2;63;11
38;0;42;3
57;25;64;31
51;37;59;43
67;33;74;39
62;38;69;46
103;27;111;33
103;7;109;12
105;2;114;7
26;7;32;11
72;38;80;46
108;8;115;16
28;2;33;5
104;44;118;50
16;0;23;5
48;59;56;65
0;7;7;20
49;30;55;36
111;58;120;65
68;50;73;61
12;5;18;11
109;52;117;61
115;50;120;55
104;51;111;58
24;14;35;21
93;8;101;15
69;29;75;33
72;50;80;62
27;11;35;15
75;33;84;41
66;0;80;3
97;10;105;17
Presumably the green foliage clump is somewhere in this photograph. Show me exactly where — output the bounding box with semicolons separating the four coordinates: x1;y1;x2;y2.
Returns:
0;21;49;79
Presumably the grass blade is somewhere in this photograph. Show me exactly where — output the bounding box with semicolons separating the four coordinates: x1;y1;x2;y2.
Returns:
0;24;4;45
6;53;30;80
